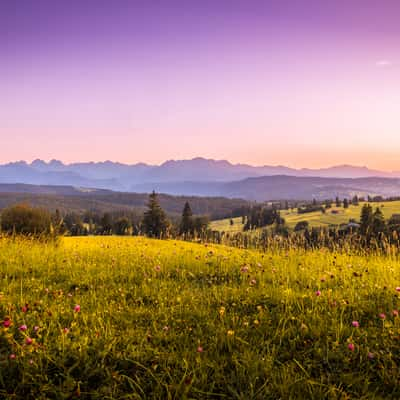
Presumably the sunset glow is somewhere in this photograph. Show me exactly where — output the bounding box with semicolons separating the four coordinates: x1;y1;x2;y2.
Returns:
1;0;400;170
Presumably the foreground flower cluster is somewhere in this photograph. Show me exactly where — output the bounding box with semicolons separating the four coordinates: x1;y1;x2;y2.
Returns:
1;236;400;399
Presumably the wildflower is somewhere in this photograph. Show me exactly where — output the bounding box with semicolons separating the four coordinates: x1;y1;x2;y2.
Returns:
379;313;386;320
162;326;169;332
396;287;400;292
392;310;399;317
154;265;161;272
315;290;321;296
21;305;28;313
240;265;249;273
25;337;33;345
352;321;359;328
3;318;11;328
348;343;355;352
250;278;257;286
9;354;16;360
74;305;81;313
63;328;70;334
33;326;39;332
19;324;28;331
368;352;374;359
197;346;203;353
227;330;235;336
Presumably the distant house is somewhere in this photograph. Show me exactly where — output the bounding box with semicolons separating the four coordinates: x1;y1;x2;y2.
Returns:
338;222;360;233
347;222;360;229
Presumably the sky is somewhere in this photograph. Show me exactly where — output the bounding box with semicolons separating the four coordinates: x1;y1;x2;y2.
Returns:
1;0;400;170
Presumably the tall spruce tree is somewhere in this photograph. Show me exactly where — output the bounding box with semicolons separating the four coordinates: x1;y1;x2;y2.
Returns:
180;201;193;235
360;204;373;235
142;191;169;238
372;207;386;236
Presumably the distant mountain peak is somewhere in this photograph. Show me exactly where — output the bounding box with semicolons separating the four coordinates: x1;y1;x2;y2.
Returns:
1;158;399;196
31;159;46;166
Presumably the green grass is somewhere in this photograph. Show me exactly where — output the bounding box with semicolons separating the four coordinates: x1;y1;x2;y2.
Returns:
209;217;244;232
282;201;400;229
1;236;400;398
211;201;400;231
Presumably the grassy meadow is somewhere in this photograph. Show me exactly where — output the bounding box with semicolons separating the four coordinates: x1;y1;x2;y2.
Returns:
210;201;400;232
1;236;400;398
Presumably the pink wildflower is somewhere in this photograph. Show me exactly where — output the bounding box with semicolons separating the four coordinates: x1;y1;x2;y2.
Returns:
9;354;16;360
352;321;359;328
25;337;33;345
3;319;11;328
379;313;386;320
197;346;204;353
348;343;355;352
315;290;321;296
19;324;28;331
74;304;81;313
392;310;399;317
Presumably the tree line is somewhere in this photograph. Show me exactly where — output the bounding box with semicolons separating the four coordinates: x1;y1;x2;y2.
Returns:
0;191;208;239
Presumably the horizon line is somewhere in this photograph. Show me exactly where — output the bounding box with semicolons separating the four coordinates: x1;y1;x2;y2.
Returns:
0;157;398;173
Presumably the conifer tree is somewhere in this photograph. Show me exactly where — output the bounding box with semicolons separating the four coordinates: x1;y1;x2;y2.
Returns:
372;207;386;236
142;191;169;238
360;204;373;235
179;201;193;235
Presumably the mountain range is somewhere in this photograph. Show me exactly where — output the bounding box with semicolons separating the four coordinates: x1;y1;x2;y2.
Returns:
1;158;400;201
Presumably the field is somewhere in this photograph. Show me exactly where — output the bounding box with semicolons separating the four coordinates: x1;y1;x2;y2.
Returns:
210;201;400;232
1;236;400;398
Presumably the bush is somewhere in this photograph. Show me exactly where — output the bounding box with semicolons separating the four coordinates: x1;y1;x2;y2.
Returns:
294;220;309;231
0;204;53;237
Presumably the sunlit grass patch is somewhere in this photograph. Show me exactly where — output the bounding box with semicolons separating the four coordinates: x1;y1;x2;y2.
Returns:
1;236;400;398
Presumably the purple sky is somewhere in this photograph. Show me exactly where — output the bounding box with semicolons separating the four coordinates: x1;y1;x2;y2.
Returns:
1;0;400;169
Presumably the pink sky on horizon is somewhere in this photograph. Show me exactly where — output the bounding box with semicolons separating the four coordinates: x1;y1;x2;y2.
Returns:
1;1;400;171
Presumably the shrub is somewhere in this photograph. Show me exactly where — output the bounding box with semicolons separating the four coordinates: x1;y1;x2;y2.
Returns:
0;204;53;237
294;220;309;231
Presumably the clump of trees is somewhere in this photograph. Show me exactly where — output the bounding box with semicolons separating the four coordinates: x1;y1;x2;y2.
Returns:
298;204;325;214
294;220;309;232
243;205;283;231
0;204;55;238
